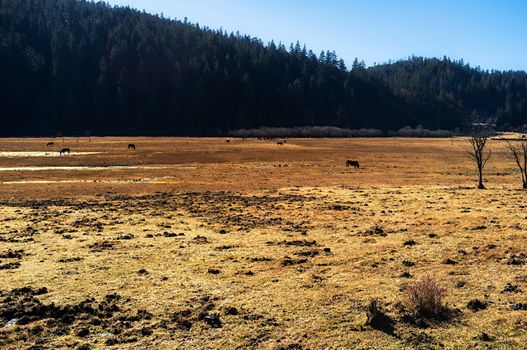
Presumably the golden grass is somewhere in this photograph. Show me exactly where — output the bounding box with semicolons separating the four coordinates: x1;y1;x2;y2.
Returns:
0;137;526;349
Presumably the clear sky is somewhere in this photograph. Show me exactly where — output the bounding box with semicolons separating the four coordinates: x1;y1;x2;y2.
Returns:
104;0;527;71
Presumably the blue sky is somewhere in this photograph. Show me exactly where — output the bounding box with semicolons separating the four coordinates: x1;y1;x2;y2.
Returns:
105;0;527;71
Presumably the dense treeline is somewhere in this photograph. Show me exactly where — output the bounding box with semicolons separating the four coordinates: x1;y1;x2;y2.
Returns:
0;0;526;136
369;58;527;130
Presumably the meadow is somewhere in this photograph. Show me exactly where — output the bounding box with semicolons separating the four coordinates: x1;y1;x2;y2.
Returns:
1;137;526;349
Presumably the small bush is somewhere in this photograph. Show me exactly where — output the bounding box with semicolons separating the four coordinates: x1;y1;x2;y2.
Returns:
402;277;447;318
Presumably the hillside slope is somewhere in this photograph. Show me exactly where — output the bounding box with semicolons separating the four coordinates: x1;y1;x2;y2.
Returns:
0;0;526;135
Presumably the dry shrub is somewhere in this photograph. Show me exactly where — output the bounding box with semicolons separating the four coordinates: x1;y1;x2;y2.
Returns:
402;277;447;318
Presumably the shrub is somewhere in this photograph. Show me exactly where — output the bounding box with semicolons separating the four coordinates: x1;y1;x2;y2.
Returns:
390;125;453;137
228;126;384;138
402;277;447;318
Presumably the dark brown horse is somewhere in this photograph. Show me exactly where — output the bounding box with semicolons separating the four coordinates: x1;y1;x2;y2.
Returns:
128;144;136;149
47;142;54;147
346;160;360;168
59;148;70;155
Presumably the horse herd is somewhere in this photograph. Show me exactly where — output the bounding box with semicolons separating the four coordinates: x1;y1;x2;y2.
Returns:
46;142;136;155
45;139;360;169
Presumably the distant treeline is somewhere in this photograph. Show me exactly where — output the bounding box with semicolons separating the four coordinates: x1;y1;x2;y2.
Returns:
0;0;526;136
229;126;454;138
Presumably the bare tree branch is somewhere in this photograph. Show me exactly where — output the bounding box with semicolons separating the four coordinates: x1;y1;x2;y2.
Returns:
506;137;527;189
483;149;492;168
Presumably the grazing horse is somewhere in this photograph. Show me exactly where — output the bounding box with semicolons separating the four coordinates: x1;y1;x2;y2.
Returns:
277;141;284;146
47;142;54;147
346;160;360;168
59;148;70;155
128;144;136;149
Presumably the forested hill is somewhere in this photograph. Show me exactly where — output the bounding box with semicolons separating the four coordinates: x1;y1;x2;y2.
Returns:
1;0;526;136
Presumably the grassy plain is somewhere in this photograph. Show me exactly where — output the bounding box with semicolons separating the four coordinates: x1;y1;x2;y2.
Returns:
0;137;526;349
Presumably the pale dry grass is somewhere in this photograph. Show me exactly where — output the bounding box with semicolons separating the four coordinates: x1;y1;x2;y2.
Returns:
0;138;526;349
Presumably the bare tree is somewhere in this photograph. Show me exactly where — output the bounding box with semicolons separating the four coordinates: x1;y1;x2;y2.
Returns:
507;137;527;189
464;116;495;189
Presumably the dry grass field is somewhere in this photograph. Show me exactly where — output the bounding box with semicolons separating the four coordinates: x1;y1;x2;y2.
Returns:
1;137;527;349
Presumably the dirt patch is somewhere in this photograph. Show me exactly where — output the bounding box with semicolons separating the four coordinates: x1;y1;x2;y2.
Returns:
0;287;153;348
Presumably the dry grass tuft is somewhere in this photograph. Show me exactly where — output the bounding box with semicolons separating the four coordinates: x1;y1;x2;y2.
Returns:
401;277;447;318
